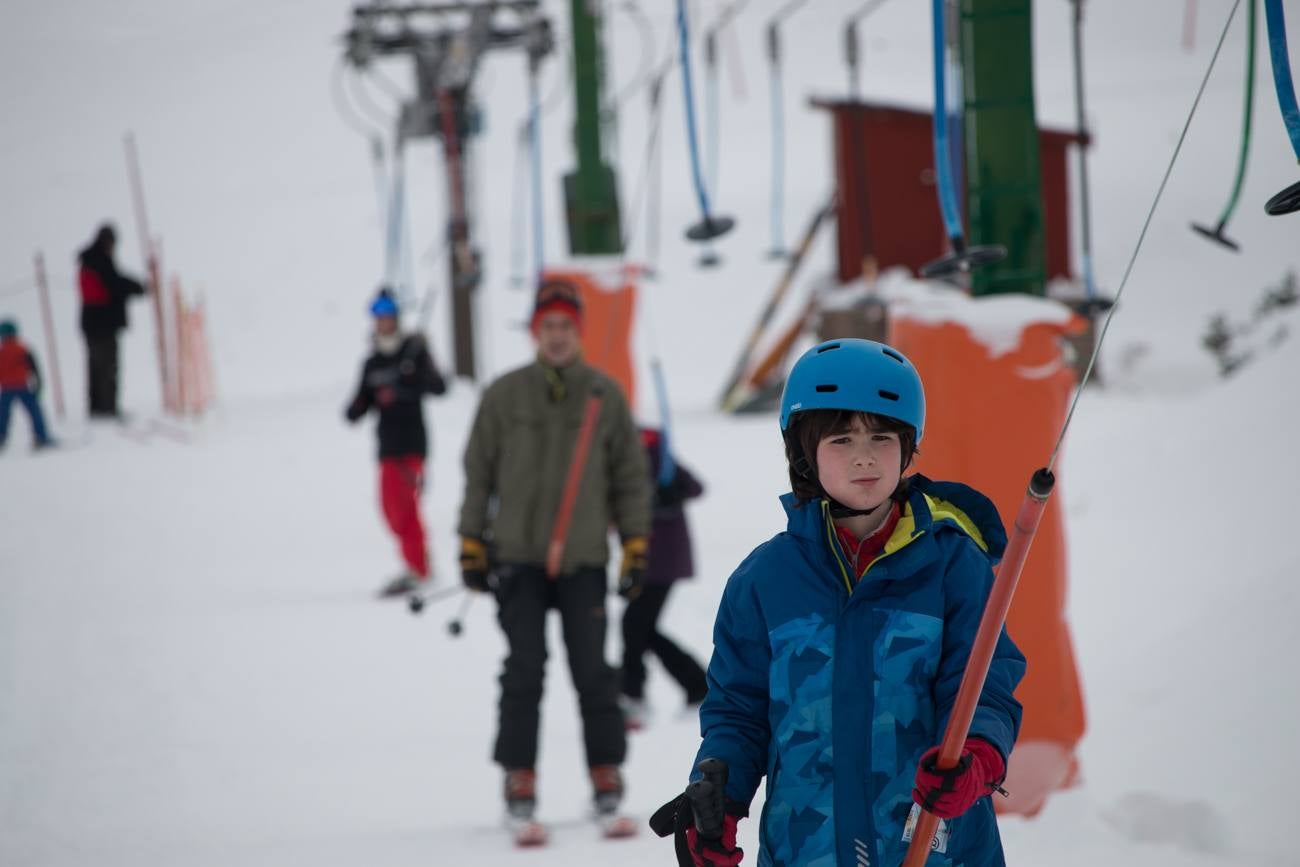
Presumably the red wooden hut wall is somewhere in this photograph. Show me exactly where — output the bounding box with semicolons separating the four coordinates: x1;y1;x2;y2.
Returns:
811;99;1082;285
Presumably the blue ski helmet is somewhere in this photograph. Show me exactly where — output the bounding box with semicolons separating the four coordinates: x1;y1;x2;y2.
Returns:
369;288;399;318
0;319;16;339
779;339;925;443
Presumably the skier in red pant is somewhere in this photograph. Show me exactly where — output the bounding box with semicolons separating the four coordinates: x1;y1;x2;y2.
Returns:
345;289;447;598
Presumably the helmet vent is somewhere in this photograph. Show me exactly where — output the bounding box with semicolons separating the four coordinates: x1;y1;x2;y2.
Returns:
816;342;842;354
815;384;839;393
878;389;900;401
882;348;906;364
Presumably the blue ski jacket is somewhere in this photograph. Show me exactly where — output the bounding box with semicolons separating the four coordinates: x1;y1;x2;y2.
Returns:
692;475;1026;867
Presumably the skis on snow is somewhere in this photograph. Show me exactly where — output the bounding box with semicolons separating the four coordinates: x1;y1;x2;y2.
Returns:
505;810;638;847
508;815;550;847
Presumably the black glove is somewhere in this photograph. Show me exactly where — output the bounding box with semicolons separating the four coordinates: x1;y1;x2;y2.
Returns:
459;537;491;592
654;475;688;509
617;537;649;599
649;759;746;867
344;396;367;423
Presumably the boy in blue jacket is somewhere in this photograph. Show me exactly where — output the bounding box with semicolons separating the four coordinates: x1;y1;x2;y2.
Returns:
652;339;1025;867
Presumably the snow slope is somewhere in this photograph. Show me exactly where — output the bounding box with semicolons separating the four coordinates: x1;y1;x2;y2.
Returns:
3;1;1299;865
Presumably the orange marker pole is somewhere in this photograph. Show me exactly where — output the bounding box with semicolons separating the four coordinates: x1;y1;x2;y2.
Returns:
902;468;1055;867
171;277;188;416
32;252;66;420
124;132;172;414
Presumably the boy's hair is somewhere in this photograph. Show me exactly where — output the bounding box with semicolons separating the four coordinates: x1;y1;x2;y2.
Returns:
786;409;917;502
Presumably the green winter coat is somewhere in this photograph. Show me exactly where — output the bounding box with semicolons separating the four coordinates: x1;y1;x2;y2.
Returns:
458;357;651;573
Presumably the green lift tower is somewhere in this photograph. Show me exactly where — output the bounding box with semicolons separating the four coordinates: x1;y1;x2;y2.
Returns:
959;0;1046;297
564;0;623;255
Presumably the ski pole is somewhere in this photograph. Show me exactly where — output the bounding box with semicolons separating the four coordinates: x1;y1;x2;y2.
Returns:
447;591;474;637
902;470;1055;866
407;584;464;615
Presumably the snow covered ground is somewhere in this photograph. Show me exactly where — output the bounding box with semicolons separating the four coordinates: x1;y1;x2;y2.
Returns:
3;1;1299;865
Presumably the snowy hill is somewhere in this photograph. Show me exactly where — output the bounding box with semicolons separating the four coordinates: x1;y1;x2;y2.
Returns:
3;1;1299;865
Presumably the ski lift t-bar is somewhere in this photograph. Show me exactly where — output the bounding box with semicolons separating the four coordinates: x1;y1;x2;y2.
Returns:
676;0;735;242
842;0;894;98
903;5;1244;863
919;0;1005;279
1262;0;1300;215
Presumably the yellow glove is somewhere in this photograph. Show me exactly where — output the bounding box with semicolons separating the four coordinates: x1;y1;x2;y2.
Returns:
459;537;491;592
618;537;649;600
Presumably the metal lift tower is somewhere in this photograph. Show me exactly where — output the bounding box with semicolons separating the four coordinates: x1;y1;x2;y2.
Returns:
343;1;554;379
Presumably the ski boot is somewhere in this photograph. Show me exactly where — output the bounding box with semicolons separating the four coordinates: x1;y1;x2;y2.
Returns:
376;572;421;600
591;764;637;839
505;768;547;846
619;696;648;732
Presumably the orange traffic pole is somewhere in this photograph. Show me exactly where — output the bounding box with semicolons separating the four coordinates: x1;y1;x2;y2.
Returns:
32;252;66;420
171;277;188;417
902;468;1056;867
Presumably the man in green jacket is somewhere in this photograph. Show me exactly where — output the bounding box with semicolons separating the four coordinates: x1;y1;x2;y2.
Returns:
458;280;651;830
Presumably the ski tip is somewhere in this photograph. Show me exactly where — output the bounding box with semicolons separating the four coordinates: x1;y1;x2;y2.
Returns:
512;821;549;847
599;814;639;839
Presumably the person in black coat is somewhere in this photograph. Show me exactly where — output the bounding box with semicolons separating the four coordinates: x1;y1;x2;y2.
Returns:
77;223;147;418
345;289;448;598
619;428;709;729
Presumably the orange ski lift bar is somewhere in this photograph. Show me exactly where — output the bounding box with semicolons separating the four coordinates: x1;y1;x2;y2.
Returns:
904;1;1248;859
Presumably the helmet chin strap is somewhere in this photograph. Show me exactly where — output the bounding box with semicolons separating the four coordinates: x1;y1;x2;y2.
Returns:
828;500;882;519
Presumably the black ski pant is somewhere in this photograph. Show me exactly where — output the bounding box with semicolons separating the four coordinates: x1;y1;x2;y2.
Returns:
85;333;120;417
620;582;708;703
493;564;626;771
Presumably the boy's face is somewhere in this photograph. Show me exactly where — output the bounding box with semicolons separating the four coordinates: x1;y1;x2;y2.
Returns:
374;315;398;336
535;311;580;367
814;415;902;512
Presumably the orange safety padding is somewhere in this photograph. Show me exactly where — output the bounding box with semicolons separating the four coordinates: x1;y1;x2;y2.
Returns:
888;312;1088;818
541;267;637;407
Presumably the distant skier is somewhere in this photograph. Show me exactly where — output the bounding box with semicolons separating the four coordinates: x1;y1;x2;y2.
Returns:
619;427;708;731
650;339;1025;867
0;319;55;451
77;223;147;419
344;288;447;598
458;280;650;843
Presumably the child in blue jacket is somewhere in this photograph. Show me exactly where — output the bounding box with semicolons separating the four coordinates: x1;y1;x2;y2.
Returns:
652;339;1025;867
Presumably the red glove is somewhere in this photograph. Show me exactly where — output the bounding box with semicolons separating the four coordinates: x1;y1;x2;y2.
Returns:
685;813;743;867
376;386;397;407
912;737;1006;819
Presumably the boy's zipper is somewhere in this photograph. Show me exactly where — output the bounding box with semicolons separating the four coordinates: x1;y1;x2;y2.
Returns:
821;501;855;595
822;500;927;595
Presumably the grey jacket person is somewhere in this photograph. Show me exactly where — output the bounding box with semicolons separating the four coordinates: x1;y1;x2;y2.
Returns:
458;358;651;574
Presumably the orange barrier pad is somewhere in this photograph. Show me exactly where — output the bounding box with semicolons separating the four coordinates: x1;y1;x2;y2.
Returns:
890;312;1088;817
